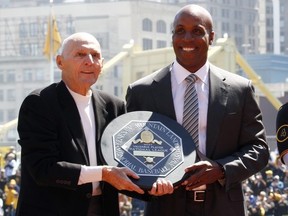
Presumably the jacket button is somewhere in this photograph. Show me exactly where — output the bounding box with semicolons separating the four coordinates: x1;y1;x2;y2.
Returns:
86;193;92;198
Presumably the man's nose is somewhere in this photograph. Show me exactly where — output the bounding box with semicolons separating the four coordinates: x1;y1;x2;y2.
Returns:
85;54;94;64
184;32;197;40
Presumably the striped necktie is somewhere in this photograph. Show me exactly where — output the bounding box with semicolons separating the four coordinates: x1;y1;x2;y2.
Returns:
182;73;199;147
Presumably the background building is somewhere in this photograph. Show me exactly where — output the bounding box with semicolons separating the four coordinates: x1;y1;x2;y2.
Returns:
0;0;287;150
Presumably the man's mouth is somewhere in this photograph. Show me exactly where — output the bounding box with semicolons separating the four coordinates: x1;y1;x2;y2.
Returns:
182;47;195;52
81;71;94;74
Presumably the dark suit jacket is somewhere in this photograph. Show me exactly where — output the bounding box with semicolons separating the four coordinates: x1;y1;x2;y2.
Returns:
126;64;269;216
17;81;125;216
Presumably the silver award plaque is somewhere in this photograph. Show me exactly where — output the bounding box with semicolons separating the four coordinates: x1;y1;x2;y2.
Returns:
100;111;196;190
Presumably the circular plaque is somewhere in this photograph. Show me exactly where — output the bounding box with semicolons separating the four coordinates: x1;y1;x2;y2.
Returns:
100;111;197;190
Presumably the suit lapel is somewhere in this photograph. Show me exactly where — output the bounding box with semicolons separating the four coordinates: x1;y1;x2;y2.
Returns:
57;81;90;164
152;64;177;121
91;90;107;144
206;65;229;157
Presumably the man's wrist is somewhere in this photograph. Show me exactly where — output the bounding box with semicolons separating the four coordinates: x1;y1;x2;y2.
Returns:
102;166;112;181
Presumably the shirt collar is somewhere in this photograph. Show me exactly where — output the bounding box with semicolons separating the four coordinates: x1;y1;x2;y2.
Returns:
172;60;209;85
66;85;92;104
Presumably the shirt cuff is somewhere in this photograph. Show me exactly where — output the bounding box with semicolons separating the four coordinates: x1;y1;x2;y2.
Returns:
78;165;102;185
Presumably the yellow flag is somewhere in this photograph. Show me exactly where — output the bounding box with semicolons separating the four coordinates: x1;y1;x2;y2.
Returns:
43;15;62;59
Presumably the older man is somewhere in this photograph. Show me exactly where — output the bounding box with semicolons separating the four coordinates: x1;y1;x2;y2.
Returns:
17;32;143;216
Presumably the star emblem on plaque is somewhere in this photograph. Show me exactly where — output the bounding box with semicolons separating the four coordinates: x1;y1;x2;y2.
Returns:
114;122;183;177
100;111;196;190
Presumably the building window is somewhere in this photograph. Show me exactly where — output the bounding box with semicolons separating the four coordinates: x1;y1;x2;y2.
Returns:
266;18;273;27
23;69;33;81
248;13;255;22
7;89;16;101
266;30;273;39
35;69;45;81
7;70;15;82
221;22;230;32
235;0;242;6
221;9;229;18
19;22;28;38
20;43;30;56
114;86;119;97
143;38;153;50
113;66;119;78
157;40;166;48
0;70;4;83
31;43;39;56
66;16;74;34
142;18;152;32
0;90;4;101
0;110;3;123
234;11;242;20
7;109;16;121
29;22;38;37
156;20;166;33
96;32;109;50
267;43;273;53
266;5;273;14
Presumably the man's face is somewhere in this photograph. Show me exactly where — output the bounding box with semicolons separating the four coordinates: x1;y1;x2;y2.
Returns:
57;36;103;95
172;9;214;72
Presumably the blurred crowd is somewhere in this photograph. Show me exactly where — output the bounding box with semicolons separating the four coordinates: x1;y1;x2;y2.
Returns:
0;146;287;216
243;151;288;216
0;146;20;216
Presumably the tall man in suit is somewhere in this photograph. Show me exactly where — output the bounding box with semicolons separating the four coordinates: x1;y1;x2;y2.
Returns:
17;32;144;216
126;4;269;216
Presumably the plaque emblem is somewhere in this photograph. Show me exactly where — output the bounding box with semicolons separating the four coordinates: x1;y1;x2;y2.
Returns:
113;121;184;177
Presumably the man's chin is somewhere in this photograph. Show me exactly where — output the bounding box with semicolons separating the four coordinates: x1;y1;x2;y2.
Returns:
80;78;97;85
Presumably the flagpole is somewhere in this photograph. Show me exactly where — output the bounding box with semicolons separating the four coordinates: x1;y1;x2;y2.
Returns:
49;0;54;84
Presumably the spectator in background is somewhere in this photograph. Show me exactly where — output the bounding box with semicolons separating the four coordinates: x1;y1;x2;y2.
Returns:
270;175;284;193
119;194;132;216
4;147;16;162
265;170;274;188
4;153;17;182
4;179;18;216
250;173;267;196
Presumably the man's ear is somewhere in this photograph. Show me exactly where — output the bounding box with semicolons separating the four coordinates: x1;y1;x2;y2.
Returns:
56;55;63;69
100;58;104;68
209;31;215;45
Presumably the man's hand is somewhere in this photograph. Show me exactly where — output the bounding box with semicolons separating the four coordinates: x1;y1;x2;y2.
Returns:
181;150;224;191
148;178;174;196
102;166;144;194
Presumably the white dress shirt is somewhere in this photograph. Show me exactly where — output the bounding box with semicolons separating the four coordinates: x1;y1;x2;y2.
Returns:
67;87;102;196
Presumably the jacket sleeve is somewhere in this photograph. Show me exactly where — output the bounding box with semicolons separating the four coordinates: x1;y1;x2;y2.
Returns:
18;92;82;190
216;80;270;191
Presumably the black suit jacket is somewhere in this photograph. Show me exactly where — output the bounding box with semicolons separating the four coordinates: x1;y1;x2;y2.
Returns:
17;81;125;216
126;64;269;216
